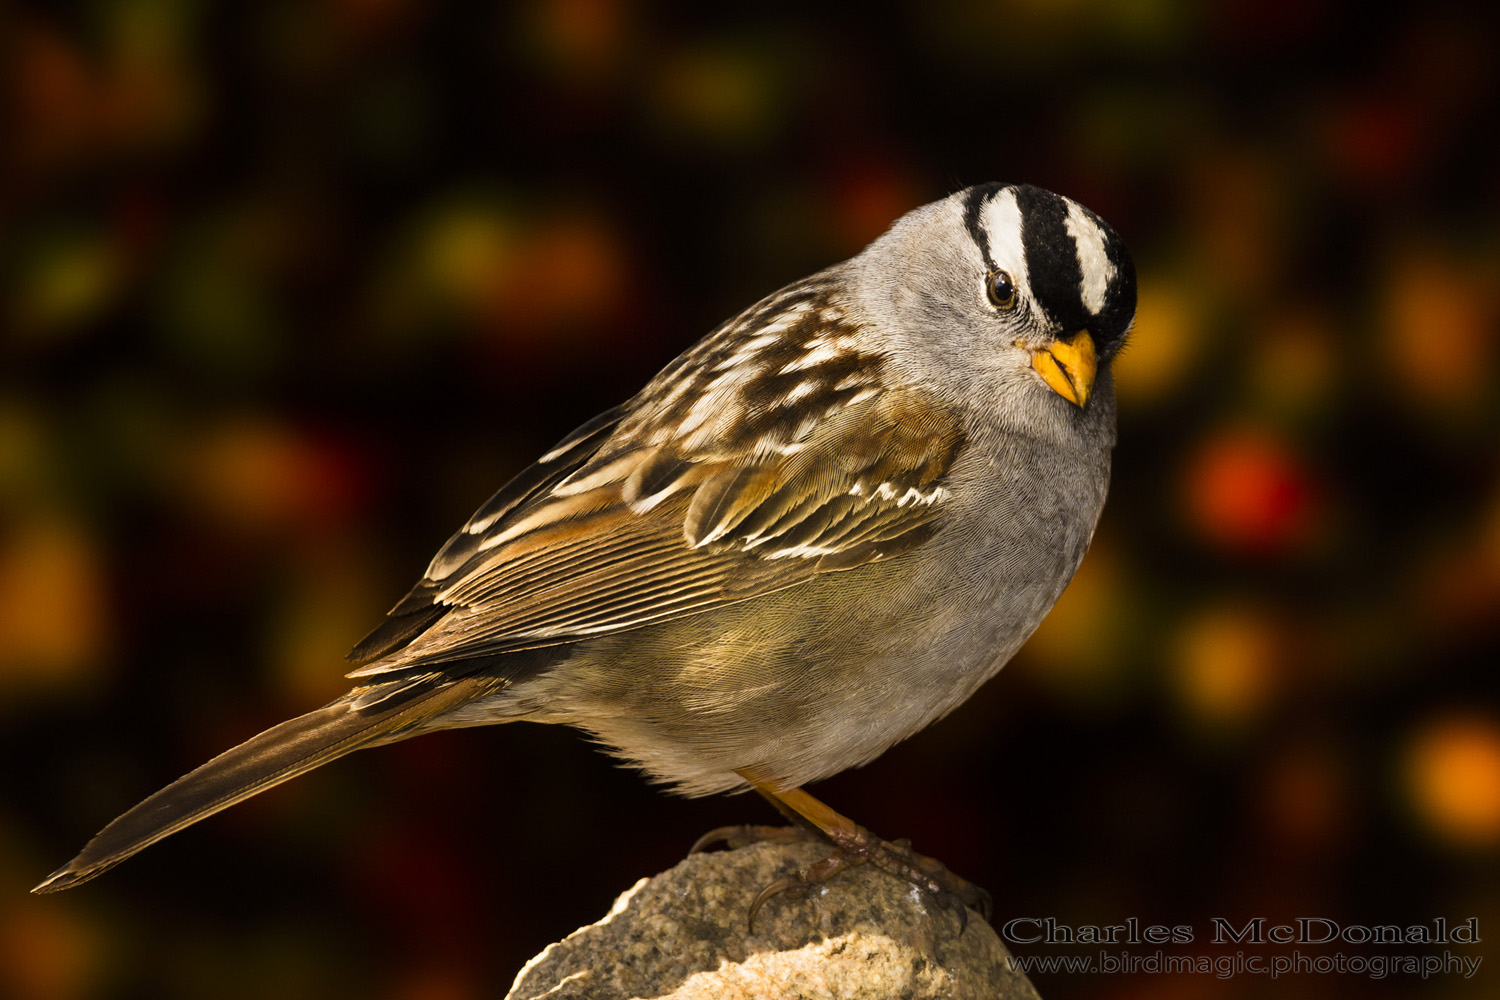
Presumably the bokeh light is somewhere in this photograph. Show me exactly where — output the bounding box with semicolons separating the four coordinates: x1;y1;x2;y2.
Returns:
1170;601;1282;733
1403;713;1500;849
1181;428;1318;556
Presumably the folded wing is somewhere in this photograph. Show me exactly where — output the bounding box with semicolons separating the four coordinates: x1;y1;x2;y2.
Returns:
348;281;967;677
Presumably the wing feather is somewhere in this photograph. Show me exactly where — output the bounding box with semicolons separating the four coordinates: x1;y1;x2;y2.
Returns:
347;280;967;678
423;406;626;579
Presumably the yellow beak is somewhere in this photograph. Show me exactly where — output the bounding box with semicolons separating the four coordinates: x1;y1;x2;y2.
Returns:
1030;330;1097;408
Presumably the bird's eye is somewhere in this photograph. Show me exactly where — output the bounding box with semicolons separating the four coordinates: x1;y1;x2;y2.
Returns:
986;270;1017;311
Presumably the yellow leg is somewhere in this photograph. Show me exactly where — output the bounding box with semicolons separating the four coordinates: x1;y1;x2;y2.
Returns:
713;769;990;930
743;778;862;843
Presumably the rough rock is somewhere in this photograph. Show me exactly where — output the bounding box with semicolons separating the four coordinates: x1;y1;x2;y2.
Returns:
506;839;1041;1000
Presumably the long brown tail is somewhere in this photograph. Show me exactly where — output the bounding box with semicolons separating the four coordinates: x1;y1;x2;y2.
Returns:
32;675;494;893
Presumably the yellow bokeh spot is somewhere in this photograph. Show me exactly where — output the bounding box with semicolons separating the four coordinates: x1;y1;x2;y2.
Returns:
1112;278;1202;406
0;516;110;692
1383;248;1493;411
0;903;100;1000
1172;603;1278;729
13;233;120;337
1251;307;1338;412
422;206;515;311
1404;714;1500;847
652;44;777;145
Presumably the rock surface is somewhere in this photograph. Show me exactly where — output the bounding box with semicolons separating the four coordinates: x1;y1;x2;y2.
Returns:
506;840;1041;1000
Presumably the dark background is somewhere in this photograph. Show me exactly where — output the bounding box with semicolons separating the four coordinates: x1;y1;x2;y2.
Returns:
3;2;1498;997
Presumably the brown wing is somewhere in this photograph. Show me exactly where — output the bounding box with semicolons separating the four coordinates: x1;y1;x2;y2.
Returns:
345;404;627;665
347;278;966;677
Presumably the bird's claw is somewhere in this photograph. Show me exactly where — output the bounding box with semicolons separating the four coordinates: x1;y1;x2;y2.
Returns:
690;823;814;854
747;876;801;932
865;837;993;925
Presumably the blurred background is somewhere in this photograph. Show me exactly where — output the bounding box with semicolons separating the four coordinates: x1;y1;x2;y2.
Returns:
2;1;1498;997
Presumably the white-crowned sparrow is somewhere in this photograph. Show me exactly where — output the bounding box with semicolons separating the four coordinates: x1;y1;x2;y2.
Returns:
35;183;1136;911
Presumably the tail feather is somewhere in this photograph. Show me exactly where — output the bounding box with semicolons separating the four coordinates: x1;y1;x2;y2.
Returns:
32;676;494;893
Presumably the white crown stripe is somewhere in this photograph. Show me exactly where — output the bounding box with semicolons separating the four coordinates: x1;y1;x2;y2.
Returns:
1064;201;1114;317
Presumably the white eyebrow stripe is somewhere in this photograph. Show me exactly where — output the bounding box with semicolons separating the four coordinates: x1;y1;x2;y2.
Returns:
1065;200;1114;316
979;188;1028;289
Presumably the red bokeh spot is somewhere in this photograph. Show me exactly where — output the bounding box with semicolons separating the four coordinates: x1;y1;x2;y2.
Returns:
829;161;922;251
1325;97;1425;193
187;420;373;536
1184;429;1315;554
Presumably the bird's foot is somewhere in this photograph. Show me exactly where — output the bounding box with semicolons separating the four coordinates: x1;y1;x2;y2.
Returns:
868;835;993;927
746;824;991;932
